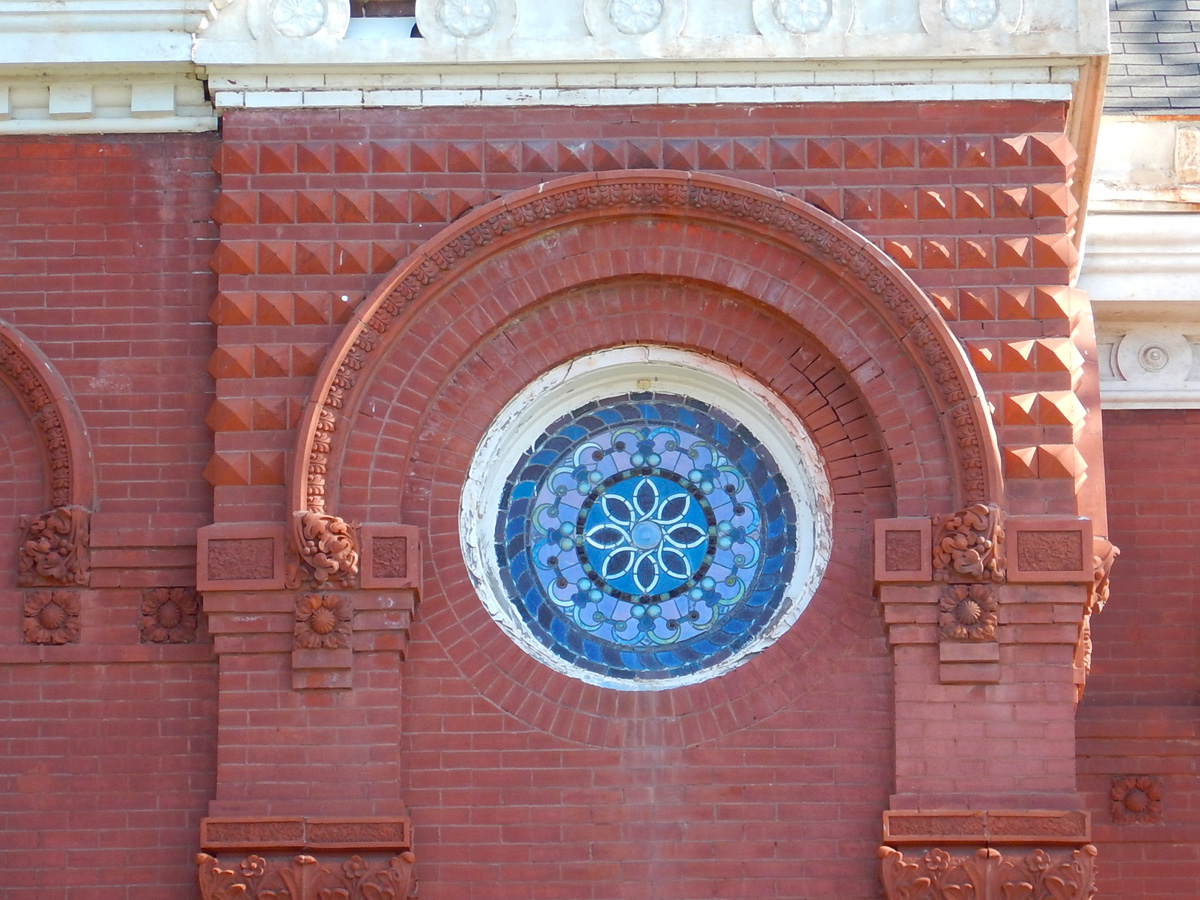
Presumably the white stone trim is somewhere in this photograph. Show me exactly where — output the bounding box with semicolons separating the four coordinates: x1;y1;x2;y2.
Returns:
0;75;216;134
460;346;834;692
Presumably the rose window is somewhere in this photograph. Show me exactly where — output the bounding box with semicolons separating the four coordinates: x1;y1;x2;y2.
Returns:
462;349;832;691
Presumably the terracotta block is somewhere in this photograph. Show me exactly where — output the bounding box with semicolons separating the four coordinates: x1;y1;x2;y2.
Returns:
360;524;422;591
197;523;285;591
1006;517;1092;583
874;518;932;583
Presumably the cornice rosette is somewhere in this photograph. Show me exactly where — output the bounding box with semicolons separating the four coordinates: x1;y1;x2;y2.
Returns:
290;171;1004;524
879;844;1098;900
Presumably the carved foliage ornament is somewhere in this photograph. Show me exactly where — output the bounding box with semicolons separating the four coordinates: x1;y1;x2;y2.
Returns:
18;506;89;587
933;504;1005;583
1110;775;1162;826
295;593;353;649
197;852;417;900
23;590;81;645
141;587;200;644
938;583;998;641
291;511;359;588
1075;538;1119;700
299;176;995;518
879;844;1098;900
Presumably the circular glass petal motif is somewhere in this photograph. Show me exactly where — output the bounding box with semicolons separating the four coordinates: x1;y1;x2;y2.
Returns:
494;393;798;685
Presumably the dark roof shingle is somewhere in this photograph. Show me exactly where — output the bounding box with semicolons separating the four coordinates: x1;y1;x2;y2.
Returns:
1107;0;1200;112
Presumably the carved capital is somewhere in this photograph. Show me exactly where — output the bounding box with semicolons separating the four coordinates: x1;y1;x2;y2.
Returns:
879;844;1097;900
17;505;90;587
933;503;1005;583
290;511;359;588
197;850;416;900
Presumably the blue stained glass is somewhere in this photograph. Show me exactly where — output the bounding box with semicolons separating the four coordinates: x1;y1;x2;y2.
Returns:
494;392;799;685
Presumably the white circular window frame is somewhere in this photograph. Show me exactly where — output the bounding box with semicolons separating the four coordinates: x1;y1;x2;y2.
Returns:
460;346;834;691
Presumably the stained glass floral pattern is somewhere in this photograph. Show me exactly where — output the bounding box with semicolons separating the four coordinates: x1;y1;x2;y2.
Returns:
495;393;797;683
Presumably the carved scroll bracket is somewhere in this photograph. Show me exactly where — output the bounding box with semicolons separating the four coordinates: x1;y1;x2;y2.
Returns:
17;505;90;587
932;503;1005;584
288;510;360;589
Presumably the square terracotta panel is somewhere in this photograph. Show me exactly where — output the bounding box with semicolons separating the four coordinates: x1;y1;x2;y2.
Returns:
1006;516;1092;583
197;522;285;591
874;518;932;583
359;524;421;590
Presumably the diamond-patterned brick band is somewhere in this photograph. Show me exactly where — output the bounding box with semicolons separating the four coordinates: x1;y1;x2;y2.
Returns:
496;392;796;685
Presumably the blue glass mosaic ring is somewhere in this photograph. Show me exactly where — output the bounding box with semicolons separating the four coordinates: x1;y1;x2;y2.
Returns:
496;393;797;684
461;348;833;692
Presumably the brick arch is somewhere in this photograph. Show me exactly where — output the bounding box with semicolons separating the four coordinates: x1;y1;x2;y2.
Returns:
346;275;895;743
293;170;1003;521
0;319;95;514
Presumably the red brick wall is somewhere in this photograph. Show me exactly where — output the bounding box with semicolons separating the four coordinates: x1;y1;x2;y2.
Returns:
0;134;220;899
1076;409;1200;898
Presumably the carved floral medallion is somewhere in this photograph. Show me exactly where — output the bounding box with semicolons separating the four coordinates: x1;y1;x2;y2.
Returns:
608;0;664;34
270;0;328;37
938;584;998;641
437;0;496;36
140;587;200;644
773;0;833;32
294;594;353;650
942;0;998;30
1111;775;1163;825
23;590;81;645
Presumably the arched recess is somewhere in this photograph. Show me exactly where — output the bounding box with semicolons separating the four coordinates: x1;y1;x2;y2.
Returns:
0;319;96;586
292;170;1003;523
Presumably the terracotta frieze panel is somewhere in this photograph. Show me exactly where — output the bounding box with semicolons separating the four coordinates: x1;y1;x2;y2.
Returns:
197;851;416;900
879;844;1097;900
197;523;286;591
292;171;1005;527
883;810;1091;845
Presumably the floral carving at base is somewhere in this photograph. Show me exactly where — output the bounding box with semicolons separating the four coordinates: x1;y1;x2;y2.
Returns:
1111;775;1162;825
879;844;1097;900
295;593;353;649
17;505;90;586
141;587;201;643
197;851;417;900
23;590;81;644
938;583;998;641
933;503;1005;583
291;510;359;588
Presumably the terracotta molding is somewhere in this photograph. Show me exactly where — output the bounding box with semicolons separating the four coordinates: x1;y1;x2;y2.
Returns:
0;317;96;512
197;850;417;900
290;170;1005;524
2;318;96;588
883;810;1091;845
201;816;412;852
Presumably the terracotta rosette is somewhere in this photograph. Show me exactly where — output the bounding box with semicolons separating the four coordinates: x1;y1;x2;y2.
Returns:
140;587;201;644
1111;774;1163;825
294;593;353;650
23;589;81;645
937;583;999;641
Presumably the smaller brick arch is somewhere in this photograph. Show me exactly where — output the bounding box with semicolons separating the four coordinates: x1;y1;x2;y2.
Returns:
291;170;1004;521
0;319;95;513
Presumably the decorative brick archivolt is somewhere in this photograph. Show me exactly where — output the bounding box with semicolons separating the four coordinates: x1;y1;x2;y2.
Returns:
1;319;95;588
290;170;1005;530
